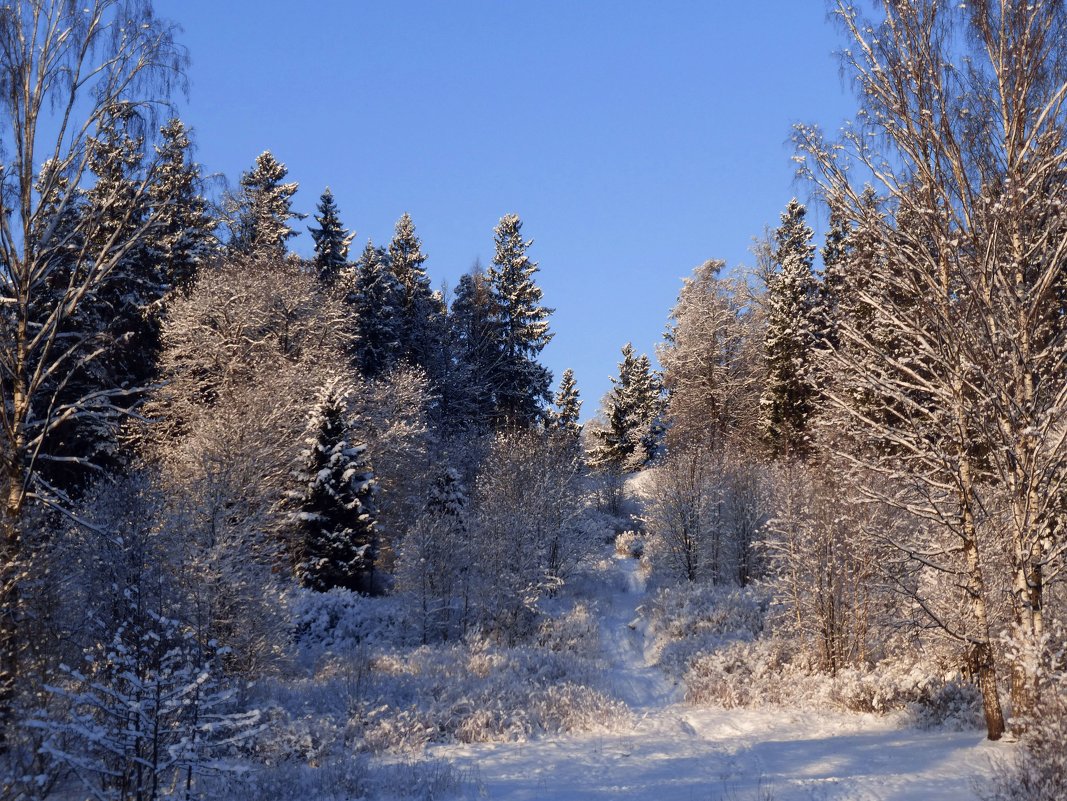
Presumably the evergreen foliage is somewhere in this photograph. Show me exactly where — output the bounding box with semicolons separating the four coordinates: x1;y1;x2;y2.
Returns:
349;240;406;379
309;187;352;285
388;213;445;371
41;105;163;490
148;118;216;290
290;381;378;594
31;590;261;801
551;368;583;443
443;268;498;432
589;344;663;472
229;151;303;258
758;198;821;458
486;214;554;429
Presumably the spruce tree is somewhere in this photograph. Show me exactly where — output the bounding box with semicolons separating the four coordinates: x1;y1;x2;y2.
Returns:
229;151;303;258
631;353;666;465
388;212;445;370
44;104;159;489
148;118;216;290
444;268;499;431
291;381;378;594
426;467;468;525
486;213;554;428
32;159;84;303
349;239;406;378
551;368;584;442
589;344;660;472
758;198;821;458
309;187;352;285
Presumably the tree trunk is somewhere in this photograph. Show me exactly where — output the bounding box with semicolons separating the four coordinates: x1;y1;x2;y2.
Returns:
972;640;1006;741
0;467;23;751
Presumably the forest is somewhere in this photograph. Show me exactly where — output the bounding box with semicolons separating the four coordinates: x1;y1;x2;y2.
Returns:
1;1;1066;800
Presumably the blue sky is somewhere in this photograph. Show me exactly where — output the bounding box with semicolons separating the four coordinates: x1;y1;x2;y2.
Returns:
155;1;857;417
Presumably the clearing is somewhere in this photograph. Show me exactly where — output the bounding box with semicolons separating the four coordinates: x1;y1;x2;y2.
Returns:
429;553;1007;800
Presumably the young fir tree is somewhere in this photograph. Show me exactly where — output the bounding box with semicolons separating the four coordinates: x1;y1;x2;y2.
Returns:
551;368;584;443
148;118;216;291
229;151;303;259
350;239;406;378
589;344;660;472
290;381;378;593
758;198;821;458
388;212;445;370
486;213;554;429
309;187;353;285
33;590;260;801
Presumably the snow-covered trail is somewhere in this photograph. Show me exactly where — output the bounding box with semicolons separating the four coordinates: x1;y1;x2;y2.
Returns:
596;554;677;712
429;553;1008;801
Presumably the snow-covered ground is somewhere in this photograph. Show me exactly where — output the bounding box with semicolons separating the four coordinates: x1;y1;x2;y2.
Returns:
429;553;1008;801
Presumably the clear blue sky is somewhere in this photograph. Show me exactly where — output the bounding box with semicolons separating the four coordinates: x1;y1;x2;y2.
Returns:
155;1;857;418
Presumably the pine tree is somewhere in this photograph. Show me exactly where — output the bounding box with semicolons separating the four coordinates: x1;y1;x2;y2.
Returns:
551;368;583;442
349;239;406;378
387;212;445;370
758;198;821;458
148;118;216;290
229;151;303;258
486;213;554;429
309;187;353;285
290;381;378;593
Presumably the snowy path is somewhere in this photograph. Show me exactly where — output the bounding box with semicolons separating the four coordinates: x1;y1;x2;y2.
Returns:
430;554;1008;801
596;555;677;712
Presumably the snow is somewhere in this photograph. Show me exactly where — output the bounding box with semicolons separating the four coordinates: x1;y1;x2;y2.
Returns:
428;552;1008;801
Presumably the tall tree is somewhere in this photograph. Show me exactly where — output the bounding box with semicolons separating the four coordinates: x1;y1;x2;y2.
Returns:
228;151;302;258
659;259;762;450
42;103;163;487
388;212;444;370
486;214;553;429
0;0;186;741
757;198;821;458
349;239;405;379
309;187;352;285
795;0;1067;739
444;267;498;431
588;344;661;472
148;117;215;290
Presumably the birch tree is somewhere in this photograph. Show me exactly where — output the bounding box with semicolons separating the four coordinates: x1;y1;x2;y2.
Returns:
0;0;185;741
795;0;1067;739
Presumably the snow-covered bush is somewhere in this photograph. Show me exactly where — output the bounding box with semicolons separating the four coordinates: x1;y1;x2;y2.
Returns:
614;529;645;558
829;662;981;726
643;581;769;677
346;641;628;749
981;650;1067;801
290;586;411;659
683;639;983;722
535;601;600;659
464;431;596;641
684;639;803;707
